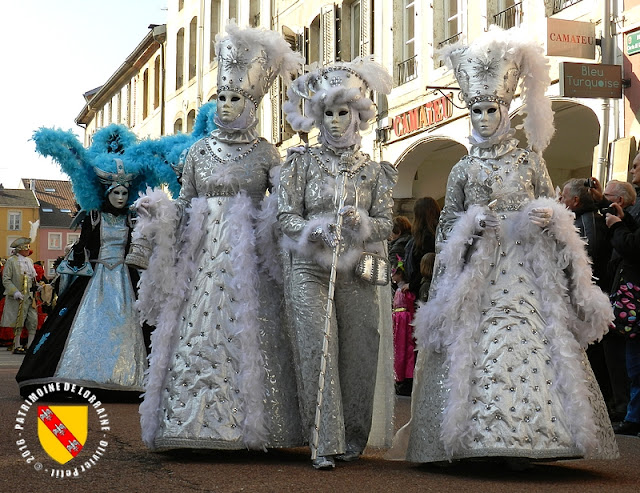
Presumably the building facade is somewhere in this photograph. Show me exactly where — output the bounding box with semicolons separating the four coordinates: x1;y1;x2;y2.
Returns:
19;180;78;278
75;0;640;217
0;188;39;260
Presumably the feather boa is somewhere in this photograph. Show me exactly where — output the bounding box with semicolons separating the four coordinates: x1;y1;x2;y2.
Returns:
413;198;613;457
280;210;376;271
134;188;180;326
139;193;271;449
139;197;209;447
225;193;268;449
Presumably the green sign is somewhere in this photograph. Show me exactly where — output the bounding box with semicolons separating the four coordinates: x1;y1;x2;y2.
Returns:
627;31;640;55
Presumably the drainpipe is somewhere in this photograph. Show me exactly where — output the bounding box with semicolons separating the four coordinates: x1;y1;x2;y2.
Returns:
596;0;612;183
197;0;205;109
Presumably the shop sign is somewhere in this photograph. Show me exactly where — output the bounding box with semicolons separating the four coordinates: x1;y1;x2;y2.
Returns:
559;62;622;99
391;93;453;141
627;30;640;56
546;18;596;59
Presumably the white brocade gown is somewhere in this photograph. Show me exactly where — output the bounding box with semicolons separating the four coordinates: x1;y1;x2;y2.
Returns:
405;138;618;462
139;133;303;450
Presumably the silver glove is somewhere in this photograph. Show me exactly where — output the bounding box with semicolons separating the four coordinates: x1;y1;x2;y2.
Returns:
338;205;361;230
309;224;341;248
529;207;553;228
475;211;500;231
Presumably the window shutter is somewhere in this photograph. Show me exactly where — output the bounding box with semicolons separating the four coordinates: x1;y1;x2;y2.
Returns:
321;4;336;65
360;0;371;57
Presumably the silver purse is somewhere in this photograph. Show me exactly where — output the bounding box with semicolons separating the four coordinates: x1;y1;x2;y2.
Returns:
355;252;390;286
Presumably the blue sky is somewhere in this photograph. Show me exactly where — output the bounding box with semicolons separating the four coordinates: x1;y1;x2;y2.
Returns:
0;0;167;188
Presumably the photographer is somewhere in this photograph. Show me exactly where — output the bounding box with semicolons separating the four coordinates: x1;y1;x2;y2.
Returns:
604;182;640;436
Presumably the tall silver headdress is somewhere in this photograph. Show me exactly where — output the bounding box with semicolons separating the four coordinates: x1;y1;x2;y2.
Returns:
284;56;393;133
440;26;554;152
215;21;304;108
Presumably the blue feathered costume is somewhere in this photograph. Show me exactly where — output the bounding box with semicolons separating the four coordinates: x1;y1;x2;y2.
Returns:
16;124;171;397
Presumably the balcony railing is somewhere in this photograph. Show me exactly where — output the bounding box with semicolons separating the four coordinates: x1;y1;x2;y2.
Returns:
437;32;462;50
494;2;523;30
397;55;418;86
553;0;583;14
436;33;462;67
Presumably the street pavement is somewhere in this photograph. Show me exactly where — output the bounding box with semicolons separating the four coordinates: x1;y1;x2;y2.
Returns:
1;349;639;493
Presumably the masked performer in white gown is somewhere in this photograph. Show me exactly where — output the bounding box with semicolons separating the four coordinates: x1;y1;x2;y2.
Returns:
16;125;150;397
136;23;305;451
401;27;618;465
279;58;396;469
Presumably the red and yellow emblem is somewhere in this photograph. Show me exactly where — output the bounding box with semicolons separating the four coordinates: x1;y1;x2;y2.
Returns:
37;405;88;464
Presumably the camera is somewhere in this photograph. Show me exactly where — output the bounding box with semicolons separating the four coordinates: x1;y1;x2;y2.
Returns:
601;205;618;216
584;178;597;189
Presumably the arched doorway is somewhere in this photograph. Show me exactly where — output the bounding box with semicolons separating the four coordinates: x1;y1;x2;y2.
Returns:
393;137;467;216
512;99;600;187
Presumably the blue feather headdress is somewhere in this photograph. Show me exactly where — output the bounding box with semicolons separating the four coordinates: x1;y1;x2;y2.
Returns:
33;124;145;211
124;102;218;198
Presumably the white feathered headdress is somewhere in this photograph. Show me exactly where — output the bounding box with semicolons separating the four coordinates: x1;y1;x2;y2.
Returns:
440;26;554;153
283;56;392;133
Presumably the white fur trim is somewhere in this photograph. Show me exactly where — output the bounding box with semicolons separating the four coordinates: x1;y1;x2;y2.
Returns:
134;188;180;326
139;197;209;447
226;192;268;449
413;198;613;458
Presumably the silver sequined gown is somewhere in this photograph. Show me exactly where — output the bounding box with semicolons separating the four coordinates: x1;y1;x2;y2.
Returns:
278;145;397;457
407;137;618;462
17;212;146;392
140;131;303;450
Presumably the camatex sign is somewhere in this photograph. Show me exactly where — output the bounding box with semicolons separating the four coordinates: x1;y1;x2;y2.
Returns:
547;18;596;59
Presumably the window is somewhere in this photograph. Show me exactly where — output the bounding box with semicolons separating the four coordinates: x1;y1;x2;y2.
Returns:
127;82;132;125
41;208;53;213
143;68;149;119
174;118;183;134
116;92;122;123
47;259;56;278
176;28;185;89
434;0;465;66
48;232;62;250
154;56;161;110
178;0;184;11
60;209;72;213
67;232;80;245
210;1;220;63
445;0;463;45
189;17;197;81
493;1;522;30
229;0;238;22
8;211;21;230
44;188;56;192
187;109;196;133
350;1;361;60
553;0;583;13
249;0;260;27
397;0;417;84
